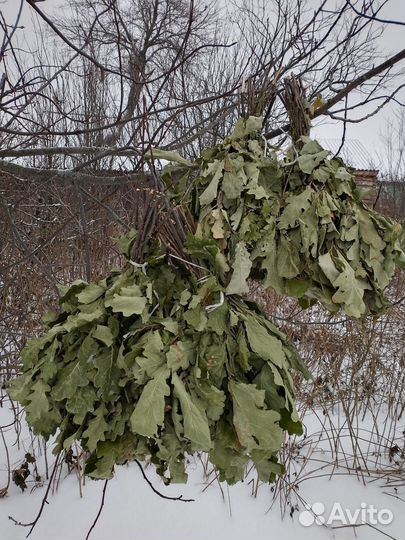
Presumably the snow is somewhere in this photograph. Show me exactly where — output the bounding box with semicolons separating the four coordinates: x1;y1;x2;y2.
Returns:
1;398;404;540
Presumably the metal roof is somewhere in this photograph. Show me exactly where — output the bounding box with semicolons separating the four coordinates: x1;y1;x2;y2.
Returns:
317;139;377;171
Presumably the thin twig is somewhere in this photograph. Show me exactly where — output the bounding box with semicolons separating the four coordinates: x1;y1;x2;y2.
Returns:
8;453;61;537
85;480;109;540
134;460;194;502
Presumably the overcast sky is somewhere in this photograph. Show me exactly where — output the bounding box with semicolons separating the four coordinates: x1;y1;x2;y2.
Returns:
1;0;405;169
312;0;405;168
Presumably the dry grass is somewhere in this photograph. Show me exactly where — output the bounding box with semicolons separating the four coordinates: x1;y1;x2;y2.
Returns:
248;272;405;513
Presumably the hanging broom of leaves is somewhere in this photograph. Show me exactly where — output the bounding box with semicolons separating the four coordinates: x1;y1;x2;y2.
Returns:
8;170;310;485
9;114;404;487
160;117;405;317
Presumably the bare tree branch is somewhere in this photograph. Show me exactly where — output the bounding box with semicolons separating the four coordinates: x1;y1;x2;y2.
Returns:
265;47;405;139
346;1;405;26
0;146;141;158
0;159;146;184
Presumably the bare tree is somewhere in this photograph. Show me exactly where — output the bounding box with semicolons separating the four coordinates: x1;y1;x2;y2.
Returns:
1;0;405;175
375;108;405;219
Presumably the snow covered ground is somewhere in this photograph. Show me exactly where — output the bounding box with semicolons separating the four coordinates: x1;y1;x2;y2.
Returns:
1;396;404;540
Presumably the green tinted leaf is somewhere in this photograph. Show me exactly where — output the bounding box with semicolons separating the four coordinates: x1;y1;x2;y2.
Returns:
331;258;369;318
93;325;114;347
229;381;283;452
167;341;192;371
8;372;33;403
93;349;120;401
53;357;90;401
231;116;262;138
226;241;252;295
285;279;311;297
197;383;225;421
109;295;147;317
199;159;224;206
116;228;137;258
278;188;313;229
83;406;109;452
172;372;211;450
77;283;105;304
66;385;97;424
130;368;170;438
145;148;192;167
244;315;286;369
276;236;300;279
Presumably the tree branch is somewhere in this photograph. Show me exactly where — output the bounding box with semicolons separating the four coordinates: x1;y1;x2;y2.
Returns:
134;460;194;503
264;47;405;140
0;159;147;184
24;0;136;82
346;1;405;26
85;480;108;540
0;146;141;158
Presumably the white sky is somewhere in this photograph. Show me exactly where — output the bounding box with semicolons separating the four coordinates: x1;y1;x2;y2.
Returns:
1;0;405;169
311;0;405;169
